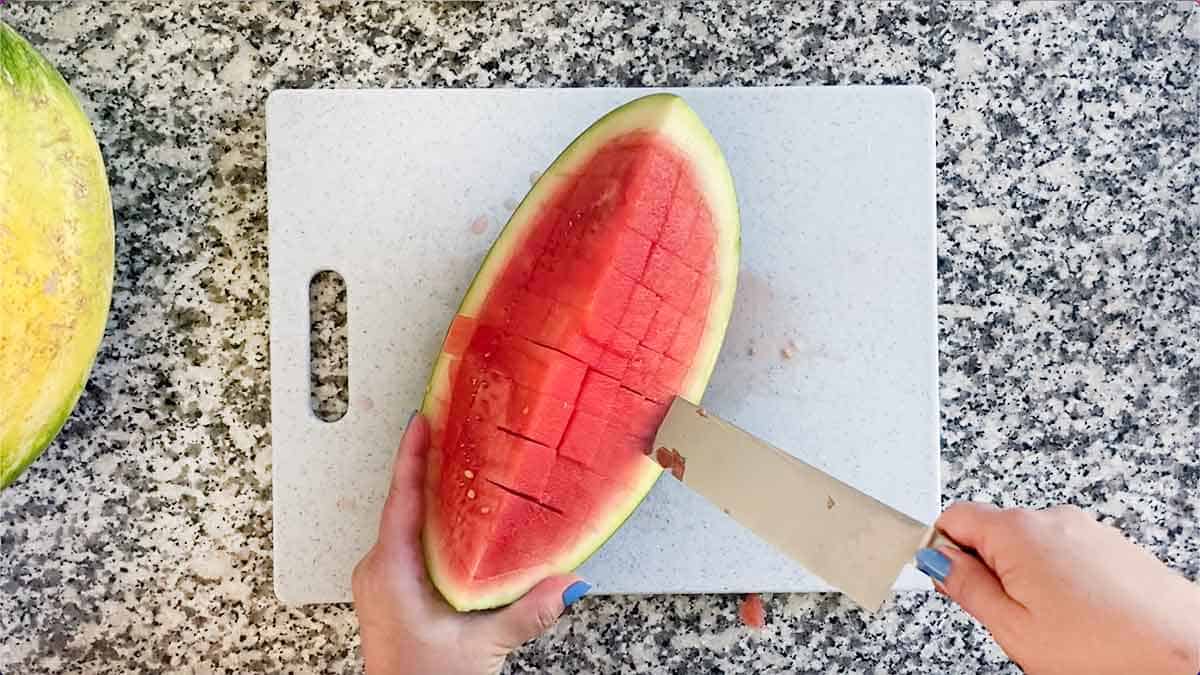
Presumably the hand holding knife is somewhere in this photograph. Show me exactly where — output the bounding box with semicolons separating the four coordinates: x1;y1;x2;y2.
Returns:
652;396;961;612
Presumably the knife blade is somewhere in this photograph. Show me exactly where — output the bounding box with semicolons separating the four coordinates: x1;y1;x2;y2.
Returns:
651;396;943;612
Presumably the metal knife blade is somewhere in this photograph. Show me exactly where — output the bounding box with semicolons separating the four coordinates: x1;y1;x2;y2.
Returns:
652;397;940;612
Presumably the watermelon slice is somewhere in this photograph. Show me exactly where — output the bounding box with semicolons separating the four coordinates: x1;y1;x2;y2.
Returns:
421;94;739;610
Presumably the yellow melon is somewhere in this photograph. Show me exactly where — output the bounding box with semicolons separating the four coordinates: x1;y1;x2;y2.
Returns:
1;20;114;489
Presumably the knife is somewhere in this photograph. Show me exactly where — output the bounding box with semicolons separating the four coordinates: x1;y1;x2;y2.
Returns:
651;396;953;612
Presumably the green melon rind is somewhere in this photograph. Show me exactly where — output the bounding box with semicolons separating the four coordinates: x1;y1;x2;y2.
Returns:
0;20;71;96
0;381;85;489
421;93;739;610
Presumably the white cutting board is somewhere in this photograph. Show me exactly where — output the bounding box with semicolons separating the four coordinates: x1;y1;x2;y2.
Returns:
267;87;939;604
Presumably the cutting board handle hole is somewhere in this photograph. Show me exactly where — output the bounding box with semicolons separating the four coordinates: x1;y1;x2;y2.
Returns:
309;270;349;423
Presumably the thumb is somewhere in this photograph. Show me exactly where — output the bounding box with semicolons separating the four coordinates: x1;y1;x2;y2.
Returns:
487;576;588;649
922;546;1027;635
924;502;1030;635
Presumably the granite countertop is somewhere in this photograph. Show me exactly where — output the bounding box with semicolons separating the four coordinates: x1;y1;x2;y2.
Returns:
2;2;1197;673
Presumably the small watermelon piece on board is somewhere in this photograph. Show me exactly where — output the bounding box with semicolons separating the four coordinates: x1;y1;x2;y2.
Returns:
421;94;739;610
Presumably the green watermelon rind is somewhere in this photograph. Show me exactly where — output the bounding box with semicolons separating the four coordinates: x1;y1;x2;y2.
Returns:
421;93;740;610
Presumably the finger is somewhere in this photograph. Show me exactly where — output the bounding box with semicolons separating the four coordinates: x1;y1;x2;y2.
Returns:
378;412;430;548
485;575;587;649
934;501;1009;568
935;501;1003;548
928;546;1028;639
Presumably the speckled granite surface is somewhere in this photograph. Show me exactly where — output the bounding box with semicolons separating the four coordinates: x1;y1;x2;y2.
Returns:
2;2;1197;673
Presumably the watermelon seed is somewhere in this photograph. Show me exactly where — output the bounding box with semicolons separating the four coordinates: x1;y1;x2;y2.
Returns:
480;506;491;514
522;406;530;415
467;489;476;499
464;469;474;479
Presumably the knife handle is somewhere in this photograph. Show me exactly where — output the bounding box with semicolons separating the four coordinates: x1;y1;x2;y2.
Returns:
926;529;961;551
924;528;981;560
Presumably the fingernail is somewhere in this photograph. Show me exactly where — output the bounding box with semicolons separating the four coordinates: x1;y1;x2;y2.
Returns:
916;548;951;583
561;580;591;608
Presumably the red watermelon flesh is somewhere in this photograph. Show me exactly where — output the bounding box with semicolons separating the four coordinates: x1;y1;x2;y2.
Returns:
422;94;738;610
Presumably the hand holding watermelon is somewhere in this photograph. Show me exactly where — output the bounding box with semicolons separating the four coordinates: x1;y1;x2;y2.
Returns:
352;413;589;675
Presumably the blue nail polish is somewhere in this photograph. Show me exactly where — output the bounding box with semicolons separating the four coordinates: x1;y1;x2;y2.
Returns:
916;548;951;583
561;580;591;607
405;410;417;428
